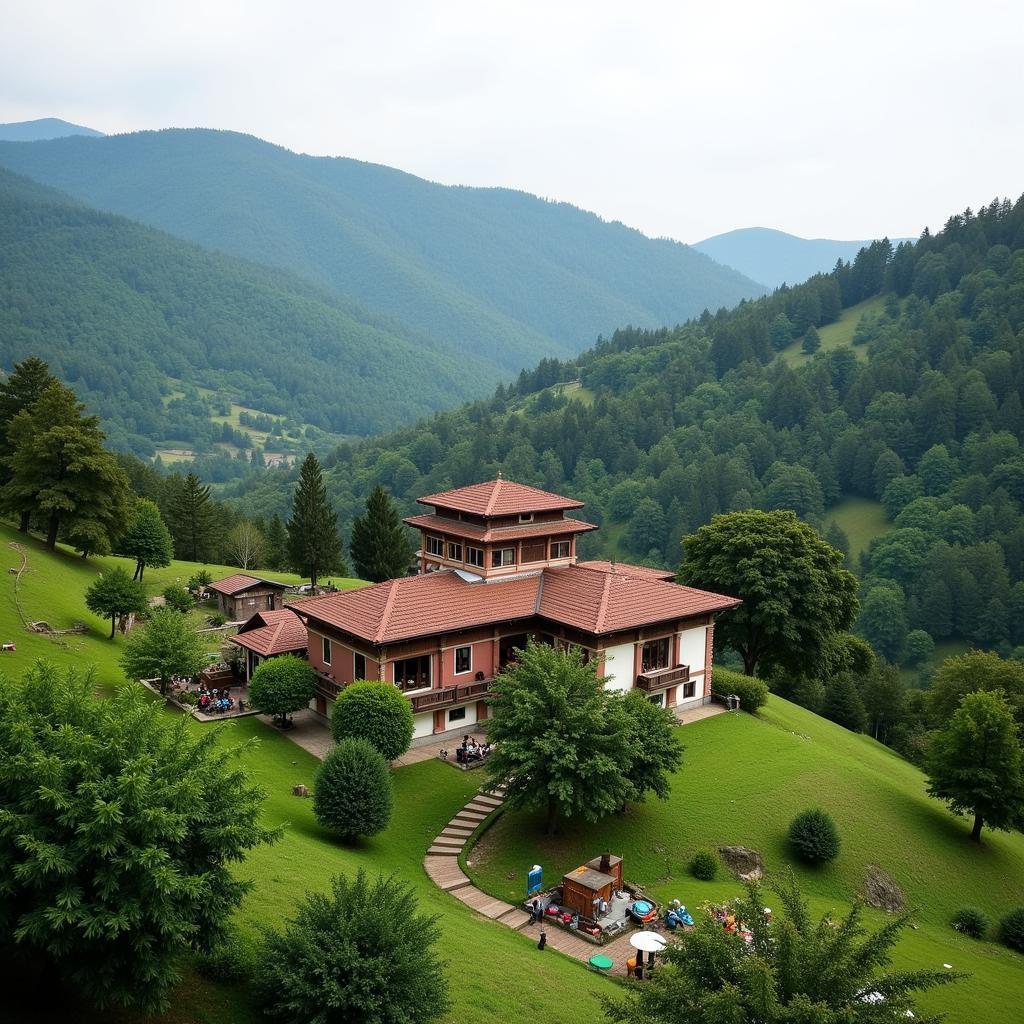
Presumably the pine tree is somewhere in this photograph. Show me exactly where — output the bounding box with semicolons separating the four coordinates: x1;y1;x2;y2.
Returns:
801;325;822;354
264;513;288;571
822;673;868;732
349;485;413;583
166;473;217;562
117;499;173;580
287;453;344;588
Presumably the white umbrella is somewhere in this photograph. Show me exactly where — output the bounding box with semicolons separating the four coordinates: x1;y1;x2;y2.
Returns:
630;931;667;953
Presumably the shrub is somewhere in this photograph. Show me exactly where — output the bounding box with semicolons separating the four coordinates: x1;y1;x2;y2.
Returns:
205;926;256;983
162;583;194;613
331;680;414;761
787;807;841;864
177;690;198;706
208;612;228;627
314;738;393;839
998;907;1024;952
951;907;988;939
255;869;449;1024
714;668;769;712
188;569;213;592
690;849;718;881
249;655;317;727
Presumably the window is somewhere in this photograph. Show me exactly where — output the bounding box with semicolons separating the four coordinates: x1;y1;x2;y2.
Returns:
648;692;666;707
426;536;444;557
322;636;332;666
641;637;671;673
550;540;571;559
466;546;485;568
447;541;463;561
393;654;431;692
518;513;534;523
354;652;366;680
492;547;516;567
454;646;472;675
682;680;696;699
266;594;275;609
448;706;467;723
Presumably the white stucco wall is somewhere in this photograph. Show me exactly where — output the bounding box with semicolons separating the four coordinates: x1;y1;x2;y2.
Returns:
677;625;707;674
602;642;635;692
447;702;477;729
413;712;434;739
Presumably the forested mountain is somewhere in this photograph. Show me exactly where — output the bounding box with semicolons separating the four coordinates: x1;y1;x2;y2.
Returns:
694;226;912;288
0;128;763;377
232;196;1024;665
0;168;495;449
0;117;103;141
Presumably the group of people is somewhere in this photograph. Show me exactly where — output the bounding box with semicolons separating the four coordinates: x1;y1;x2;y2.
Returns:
197;685;235;714
439;735;492;764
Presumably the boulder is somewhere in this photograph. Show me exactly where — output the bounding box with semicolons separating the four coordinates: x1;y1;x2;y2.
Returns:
718;845;764;881
292;784;309;798
863;864;905;912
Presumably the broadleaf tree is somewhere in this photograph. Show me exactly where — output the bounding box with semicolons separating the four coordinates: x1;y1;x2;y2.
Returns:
248;655;317;726
84;567;147;638
116;498;174;580
120;607;207;694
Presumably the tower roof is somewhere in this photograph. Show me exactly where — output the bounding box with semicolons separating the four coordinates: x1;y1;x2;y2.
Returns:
417;479;584;517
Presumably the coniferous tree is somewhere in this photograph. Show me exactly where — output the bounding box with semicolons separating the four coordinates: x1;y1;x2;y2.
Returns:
287;453;344;588
116;499;174;580
166;472;217;562
821;673;868;732
349;485;413;583
264;513;288;571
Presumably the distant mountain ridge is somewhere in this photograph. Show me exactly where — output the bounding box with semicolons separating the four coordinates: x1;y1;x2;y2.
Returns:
0;117;104;141
694;226;913;289
0;128;765;378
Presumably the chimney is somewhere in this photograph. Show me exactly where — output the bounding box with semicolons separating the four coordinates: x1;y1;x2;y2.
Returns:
600;852;611;873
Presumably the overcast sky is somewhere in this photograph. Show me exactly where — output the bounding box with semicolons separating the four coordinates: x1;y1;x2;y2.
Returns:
2;0;1021;243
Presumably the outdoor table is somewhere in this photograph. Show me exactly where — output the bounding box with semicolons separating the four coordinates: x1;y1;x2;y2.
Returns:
630;930;667;975
588;954;614;973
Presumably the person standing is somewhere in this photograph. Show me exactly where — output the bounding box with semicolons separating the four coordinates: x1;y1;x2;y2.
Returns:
537;927;547;950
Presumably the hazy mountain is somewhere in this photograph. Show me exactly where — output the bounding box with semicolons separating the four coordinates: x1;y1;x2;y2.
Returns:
693;226;912;289
0;167;495;451
0;117;104;142
0;129;764;375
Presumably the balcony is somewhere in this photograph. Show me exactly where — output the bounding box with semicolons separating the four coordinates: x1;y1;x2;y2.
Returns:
409;679;492;713
315;674;343;700
635;664;690;692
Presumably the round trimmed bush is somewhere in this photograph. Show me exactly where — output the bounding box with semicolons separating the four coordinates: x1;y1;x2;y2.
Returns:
331;680;414;762
690;849;718;881
951;907;988;939
787;807;841;864
249;655;317;727
314;738;393;840
713;668;768;712
998;907;1024;953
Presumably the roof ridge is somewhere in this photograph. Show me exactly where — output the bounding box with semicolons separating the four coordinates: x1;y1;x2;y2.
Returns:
485;478;502;516
374;578;402;644
595;572;613;633
533;571;545;614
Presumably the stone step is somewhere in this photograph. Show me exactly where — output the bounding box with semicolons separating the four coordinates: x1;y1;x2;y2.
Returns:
423;857;473;891
473;794;504;808
432;835;466;848
426;844;460;857
439;826;474;839
496;907;532;930
450;816;483;830
464;802;498;815
452;887;516;919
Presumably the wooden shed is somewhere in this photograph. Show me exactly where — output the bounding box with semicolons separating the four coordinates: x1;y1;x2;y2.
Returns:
585;853;623;890
561;865;615;920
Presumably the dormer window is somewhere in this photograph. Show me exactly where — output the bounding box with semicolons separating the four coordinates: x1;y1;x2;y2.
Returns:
518;513;534;523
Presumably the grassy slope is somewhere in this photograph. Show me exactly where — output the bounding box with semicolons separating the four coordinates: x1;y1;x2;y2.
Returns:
778;294;886;366
464;698;1024;1022
823;496;892;560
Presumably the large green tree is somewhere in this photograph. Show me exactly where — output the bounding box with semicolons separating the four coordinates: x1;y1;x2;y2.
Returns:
0;662;274;1013
620;689;684;807
679;510;858;678
287;453;344;588
165;472;218;562
349;485;413;583
926;689;1024;842
84;567;147;639
2;380;130;551
255;870;449;1024
604;874;955;1024
249;655;317;727
120;607;207;695
484;642;633;834
116;498;173;580
928;650;1024;728
0;356;56;531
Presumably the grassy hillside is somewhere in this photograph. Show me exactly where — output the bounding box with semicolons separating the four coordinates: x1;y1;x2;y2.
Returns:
465;698;1024;1022
777;293;886;365
0;167;494;450
0;128;764;380
823;496;892;560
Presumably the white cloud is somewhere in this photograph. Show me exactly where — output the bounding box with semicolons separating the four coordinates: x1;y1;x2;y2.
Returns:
1;0;1021;241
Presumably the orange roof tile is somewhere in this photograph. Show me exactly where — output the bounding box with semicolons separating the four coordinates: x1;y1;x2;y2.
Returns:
576;560;677;582
209;573;288;596
229;609;308;657
403;512;596;543
417;479;584;516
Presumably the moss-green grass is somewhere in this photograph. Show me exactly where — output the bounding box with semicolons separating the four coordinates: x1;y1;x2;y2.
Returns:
823;496;892;561
778;295;887;366
464;697;1024;1022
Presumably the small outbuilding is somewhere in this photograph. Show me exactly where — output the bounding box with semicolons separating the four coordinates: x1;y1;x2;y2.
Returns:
585;853;623;890
228;608;308;680
209;574;289;620
561;864;616;921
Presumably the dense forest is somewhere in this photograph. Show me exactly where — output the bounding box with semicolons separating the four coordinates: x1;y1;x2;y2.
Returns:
0;167;492;449
0;128;763;378
230;196;1024;668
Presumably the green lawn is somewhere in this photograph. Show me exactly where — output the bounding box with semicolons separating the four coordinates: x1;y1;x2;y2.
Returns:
823;496;892;561
778;295;887;366
464;698;1024;1023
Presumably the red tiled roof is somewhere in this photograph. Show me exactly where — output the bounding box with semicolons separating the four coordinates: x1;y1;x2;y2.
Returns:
576;560;676;582
403;512;596;543
229;609;308;657
288;563;738;645
417;479;584;516
209;573;288;596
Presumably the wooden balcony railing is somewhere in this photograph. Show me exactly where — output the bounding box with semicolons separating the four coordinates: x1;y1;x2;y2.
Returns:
315;674;344;700
635;664;690;692
409;679;492;713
